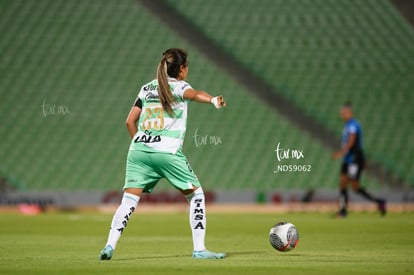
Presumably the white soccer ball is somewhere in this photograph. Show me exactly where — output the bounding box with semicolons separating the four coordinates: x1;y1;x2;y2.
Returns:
269;222;299;252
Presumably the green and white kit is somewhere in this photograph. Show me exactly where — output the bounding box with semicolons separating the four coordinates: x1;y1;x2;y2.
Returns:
124;78;200;192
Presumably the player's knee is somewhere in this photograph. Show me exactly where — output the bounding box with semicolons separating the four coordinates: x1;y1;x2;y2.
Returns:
184;187;204;202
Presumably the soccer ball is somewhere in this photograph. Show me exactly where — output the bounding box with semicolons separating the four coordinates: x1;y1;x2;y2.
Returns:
269;222;299;252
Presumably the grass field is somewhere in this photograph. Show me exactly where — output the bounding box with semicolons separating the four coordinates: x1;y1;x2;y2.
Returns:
0;209;413;274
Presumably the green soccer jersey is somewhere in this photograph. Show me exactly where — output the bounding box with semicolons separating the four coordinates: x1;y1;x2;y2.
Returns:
129;78;192;154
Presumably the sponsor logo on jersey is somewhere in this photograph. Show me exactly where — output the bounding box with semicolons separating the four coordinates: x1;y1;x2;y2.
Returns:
134;130;161;144
143;83;158;91
144;92;159;103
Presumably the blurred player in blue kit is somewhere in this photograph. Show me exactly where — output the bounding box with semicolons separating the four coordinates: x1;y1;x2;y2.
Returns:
332;102;386;217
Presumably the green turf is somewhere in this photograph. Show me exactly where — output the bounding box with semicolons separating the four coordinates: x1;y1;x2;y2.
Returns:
0;211;413;274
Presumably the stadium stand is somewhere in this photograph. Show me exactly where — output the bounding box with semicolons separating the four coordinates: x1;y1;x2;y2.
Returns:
1;0;407;195
165;0;414;187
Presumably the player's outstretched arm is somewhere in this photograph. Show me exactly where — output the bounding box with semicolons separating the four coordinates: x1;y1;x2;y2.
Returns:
184;88;226;108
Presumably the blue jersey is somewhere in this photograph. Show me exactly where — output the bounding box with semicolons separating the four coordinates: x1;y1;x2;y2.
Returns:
341;119;364;164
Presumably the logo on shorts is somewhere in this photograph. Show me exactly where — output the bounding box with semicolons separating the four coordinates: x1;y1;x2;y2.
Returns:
186;161;193;173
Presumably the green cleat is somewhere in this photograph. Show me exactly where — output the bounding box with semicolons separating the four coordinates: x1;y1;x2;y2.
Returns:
99;245;113;260
192;250;226;259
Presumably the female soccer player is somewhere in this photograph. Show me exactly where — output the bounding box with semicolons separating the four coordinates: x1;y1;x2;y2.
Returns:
99;48;226;260
332;102;386;217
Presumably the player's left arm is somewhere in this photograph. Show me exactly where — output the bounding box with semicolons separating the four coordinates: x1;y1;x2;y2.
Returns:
126;106;141;138
332;133;356;159
183;88;226;108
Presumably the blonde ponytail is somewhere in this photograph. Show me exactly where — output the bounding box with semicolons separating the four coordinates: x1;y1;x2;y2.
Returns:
157;57;175;116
